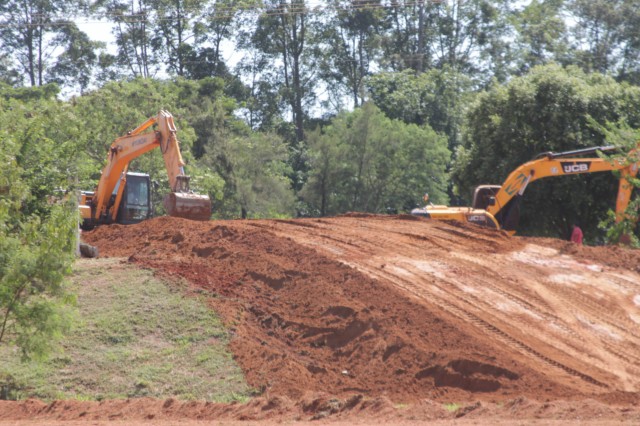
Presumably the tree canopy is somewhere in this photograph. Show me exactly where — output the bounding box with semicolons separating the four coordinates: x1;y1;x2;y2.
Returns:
0;87;77;359
452;64;640;241
302;102;450;216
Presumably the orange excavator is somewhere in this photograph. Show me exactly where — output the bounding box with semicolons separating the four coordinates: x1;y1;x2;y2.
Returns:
79;111;211;230
412;145;639;234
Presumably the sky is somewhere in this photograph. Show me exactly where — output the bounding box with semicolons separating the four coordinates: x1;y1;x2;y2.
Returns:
76;19;117;53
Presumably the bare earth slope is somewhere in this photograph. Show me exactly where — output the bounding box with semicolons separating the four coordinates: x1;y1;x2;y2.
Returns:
83;214;640;402
3;214;640;424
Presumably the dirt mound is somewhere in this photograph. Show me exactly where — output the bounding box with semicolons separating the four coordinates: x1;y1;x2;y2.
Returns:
79;215;640;409
2;214;630;424
81;217;544;402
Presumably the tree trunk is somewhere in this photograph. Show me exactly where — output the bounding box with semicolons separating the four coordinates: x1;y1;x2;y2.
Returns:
417;0;425;72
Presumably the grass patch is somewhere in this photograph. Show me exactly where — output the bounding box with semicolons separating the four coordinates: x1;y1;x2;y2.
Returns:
0;258;251;402
443;402;462;412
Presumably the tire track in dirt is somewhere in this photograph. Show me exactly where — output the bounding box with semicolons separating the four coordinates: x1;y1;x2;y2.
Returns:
260;216;640;393
355;261;609;390
537;279;640;389
551;280;640;339
515;273;635;387
452;264;640;386
261;223;574;380
504;248;640;390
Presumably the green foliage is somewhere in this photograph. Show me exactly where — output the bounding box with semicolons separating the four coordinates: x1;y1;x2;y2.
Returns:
203;131;296;218
453;64;640;240
318;0;383;110
47;23;104;95
0;90;78;360
443;402;462;412
97;0;163;79
567;0;640;83
249;0;317;144
0;0;89;87
511;0;567;73
301;102;450;216
593;122;640;246
0;83;60;102
379;0;511;79
367;68;474;149
0;206;77;360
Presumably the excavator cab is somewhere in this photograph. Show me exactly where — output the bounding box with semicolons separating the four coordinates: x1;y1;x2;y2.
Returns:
116;172;152;224
472;185;501;210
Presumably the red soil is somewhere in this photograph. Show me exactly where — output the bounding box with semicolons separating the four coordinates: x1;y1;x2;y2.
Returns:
3;214;640;424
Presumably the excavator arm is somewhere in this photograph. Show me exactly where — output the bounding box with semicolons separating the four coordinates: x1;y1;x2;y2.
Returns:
487;146;639;226
81;111;211;227
411;144;639;236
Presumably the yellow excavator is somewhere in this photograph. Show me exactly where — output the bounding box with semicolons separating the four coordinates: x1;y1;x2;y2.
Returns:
79;110;211;230
412;145;639;234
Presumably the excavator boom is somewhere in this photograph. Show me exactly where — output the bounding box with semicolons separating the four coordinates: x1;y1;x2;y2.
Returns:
486;146;638;223
412;144;640;235
80;111;211;229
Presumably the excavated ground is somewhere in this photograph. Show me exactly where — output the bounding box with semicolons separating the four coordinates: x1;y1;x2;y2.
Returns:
3;214;640;424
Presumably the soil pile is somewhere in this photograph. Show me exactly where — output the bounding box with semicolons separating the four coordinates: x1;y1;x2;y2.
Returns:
81;215;640;405
5;214;640;424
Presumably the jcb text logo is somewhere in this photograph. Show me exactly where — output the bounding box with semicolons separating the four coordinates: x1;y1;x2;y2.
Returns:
561;162;590;173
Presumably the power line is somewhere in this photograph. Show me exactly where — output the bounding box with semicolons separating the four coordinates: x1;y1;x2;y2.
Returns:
0;0;452;29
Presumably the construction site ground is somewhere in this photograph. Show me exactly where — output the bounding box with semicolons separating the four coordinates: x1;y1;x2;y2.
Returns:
2;214;640;425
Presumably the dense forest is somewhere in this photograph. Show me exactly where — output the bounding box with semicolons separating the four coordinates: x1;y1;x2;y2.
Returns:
2;0;640;359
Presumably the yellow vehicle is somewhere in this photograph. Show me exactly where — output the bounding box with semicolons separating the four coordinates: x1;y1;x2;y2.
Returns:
412;145;639;234
79;110;211;230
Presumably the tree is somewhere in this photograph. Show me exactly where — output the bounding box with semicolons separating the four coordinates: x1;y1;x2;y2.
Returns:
511;0;568;74
616;1;640;84
593;122;640;246
318;0;383;109
567;0;624;75
0;0;91;87
0;205;76;359
250;0;317;144
47;24;105;95
234;48;284;131
184;0;246;79
154;0;207;77
565;0;640;84
197;121;296;218
0;54;21;86
0;90;77;359
380;0;512;80
379;0;433;72
98;0;163;78
301;102;450;215
452;64;640;240
366;67;473;149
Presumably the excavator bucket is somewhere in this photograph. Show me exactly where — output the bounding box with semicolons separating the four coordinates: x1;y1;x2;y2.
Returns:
163;192;211;221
